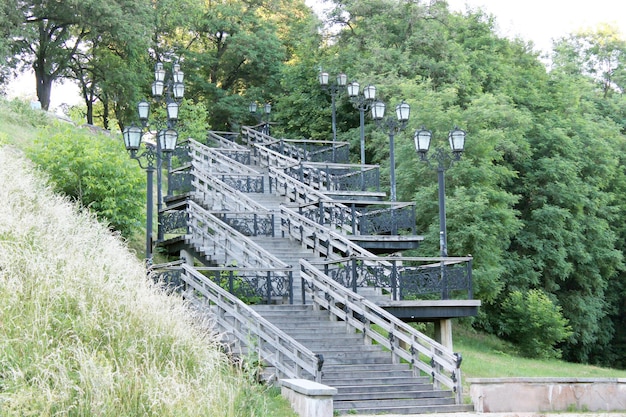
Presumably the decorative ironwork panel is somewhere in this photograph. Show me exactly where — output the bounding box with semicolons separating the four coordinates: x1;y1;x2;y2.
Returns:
218;213;275;237
444;263;472;293
355;262;391;288
360;205;415;235
169;171;193;195
399;263;471;299
219;175;264;193
298;204;353;232
160;210;188;235
152;269;184;290
399;266;442;297
218;149;251;164
319;259;472;300
171;142;191;169
324;263;353;288
211;270;290;304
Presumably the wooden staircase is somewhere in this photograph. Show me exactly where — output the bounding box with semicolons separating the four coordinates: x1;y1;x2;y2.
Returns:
252;304;473;415
157;133;473;414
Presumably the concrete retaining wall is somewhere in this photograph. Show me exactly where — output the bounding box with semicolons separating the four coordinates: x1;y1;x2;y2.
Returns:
468;378;626;413
280;379;337;417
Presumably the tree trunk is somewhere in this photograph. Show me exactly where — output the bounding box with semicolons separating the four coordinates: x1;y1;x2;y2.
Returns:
34;69;53;111
102;97;110;130
86;100;94;125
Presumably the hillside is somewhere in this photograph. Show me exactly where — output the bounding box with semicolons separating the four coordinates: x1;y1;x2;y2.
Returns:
0;100;622;414
0;105;296;415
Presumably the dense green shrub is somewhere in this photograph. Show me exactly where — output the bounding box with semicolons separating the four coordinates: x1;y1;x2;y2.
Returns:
499;289;573;359
26;122;145;237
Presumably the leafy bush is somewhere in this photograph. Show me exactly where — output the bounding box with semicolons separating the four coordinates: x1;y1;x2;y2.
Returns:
0;148;295;416
26;122;145;237
499;289;573;359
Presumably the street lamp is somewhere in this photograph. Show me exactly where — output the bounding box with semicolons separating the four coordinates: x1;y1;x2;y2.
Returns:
414;126;466;259
347;82;376;166
319;70;347;161
122;122;178;263
249;101;272;135
122;61;184;263
371;100;410;202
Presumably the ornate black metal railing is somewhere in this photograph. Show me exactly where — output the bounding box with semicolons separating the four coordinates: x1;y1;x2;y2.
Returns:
216;149;251;165
152;263;293;304
207;131;240;146
160;204;189;237
296;200;416;235
215;174;264;193
214;211;276;237
168;167;193;196
265;138;350;164
284;162;380;193
241;126;350;164
310;256;473;300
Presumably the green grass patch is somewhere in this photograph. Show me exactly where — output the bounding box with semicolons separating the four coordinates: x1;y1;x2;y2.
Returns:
0;99;298;416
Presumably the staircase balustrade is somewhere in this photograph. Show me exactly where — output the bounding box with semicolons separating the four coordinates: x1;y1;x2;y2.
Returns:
206;131;243;148
309;256;473;300
280;204;387;265
242;126;350;164
270;167;416;236
191;163;270;213
169;263;322;381
189;139;260;177
186;199;285;271
299;259;464;404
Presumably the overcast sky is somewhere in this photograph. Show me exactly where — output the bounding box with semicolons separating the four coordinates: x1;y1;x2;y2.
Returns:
446;0;626;53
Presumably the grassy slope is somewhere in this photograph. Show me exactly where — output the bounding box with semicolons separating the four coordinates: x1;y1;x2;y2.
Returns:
454;324;624;395
0;99;297;416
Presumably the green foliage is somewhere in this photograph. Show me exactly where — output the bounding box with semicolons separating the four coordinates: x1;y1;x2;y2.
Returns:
499;289;573;359
25;123;145;237
0;147;297;416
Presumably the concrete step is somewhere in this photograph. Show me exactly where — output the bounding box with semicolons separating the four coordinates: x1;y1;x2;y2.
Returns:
328;381;436;393
326;377;433;387
333;389;449;401
334;402;474;415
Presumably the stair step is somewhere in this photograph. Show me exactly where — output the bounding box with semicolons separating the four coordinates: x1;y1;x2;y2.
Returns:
334;403;474;415
334;396;456;409
329;383;436;394
333;389;449;401
327;378;433;387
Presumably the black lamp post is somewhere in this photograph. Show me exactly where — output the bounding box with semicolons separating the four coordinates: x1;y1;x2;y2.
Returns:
371;100;410;202
319;70;347;162
347;82;376;166
122;122;178;263
414;126;466;258
249;101;272;135
122;61;184;263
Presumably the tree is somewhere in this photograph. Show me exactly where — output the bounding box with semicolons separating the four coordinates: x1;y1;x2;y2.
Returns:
10;0;152;111
552;23;626;98
180;0;317;130
499;289;572;359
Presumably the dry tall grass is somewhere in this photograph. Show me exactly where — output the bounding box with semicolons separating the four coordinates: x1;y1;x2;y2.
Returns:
0;145;278;416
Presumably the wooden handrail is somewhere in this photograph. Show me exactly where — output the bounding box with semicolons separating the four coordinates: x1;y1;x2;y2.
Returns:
299;259;464;403
191;162;269;214
186;200;287;270
207;131;246;149
189;139;260;176
179;264;323;382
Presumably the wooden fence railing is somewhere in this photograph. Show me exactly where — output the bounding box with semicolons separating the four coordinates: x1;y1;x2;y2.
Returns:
300;259;464;403
177;263;323;381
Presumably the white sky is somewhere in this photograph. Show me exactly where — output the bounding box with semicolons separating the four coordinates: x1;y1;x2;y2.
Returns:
446;0;626;54
9;0;626;111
